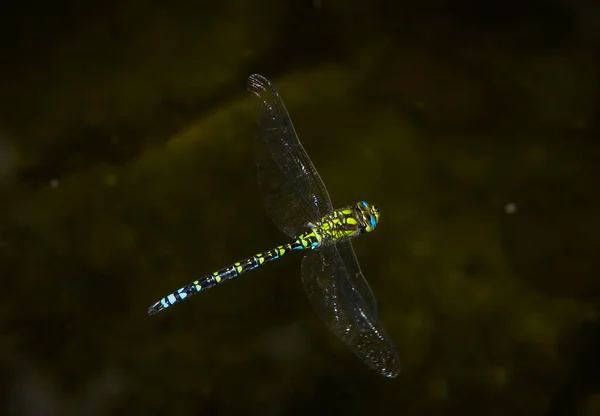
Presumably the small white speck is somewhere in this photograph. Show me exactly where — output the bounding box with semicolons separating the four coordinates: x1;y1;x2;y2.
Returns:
505;202;517;214
49;178;60;188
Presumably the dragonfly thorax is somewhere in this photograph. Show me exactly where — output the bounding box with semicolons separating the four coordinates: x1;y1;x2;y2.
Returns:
305;201;380;248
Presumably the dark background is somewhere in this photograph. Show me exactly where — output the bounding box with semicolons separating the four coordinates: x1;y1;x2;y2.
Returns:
1;0;599;415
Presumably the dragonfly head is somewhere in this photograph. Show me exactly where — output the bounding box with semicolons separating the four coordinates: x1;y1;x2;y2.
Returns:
355;201;380;233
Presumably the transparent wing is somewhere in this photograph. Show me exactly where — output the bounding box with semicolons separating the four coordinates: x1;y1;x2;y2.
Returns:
301;245;401;378
248;74;334;238
334;240;378;317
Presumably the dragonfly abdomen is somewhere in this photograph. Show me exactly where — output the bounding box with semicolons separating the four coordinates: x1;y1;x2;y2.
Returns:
148;239;309;315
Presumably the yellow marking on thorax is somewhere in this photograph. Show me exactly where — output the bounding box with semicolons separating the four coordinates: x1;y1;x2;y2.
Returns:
314;208;361;243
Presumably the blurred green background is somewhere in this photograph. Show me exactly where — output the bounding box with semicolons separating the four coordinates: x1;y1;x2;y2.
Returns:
1;0;599;415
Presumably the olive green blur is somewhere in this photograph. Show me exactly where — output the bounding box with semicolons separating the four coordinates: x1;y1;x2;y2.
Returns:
0;1;599;415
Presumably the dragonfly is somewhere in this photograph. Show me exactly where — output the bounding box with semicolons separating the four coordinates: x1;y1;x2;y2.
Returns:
148;74;400;378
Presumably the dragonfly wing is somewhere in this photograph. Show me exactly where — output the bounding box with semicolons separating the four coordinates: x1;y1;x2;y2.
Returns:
301;246;401;378
334;240;379;317
248;74;334;238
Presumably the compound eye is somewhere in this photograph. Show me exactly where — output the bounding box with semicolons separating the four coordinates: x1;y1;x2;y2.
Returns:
368;215;377;230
